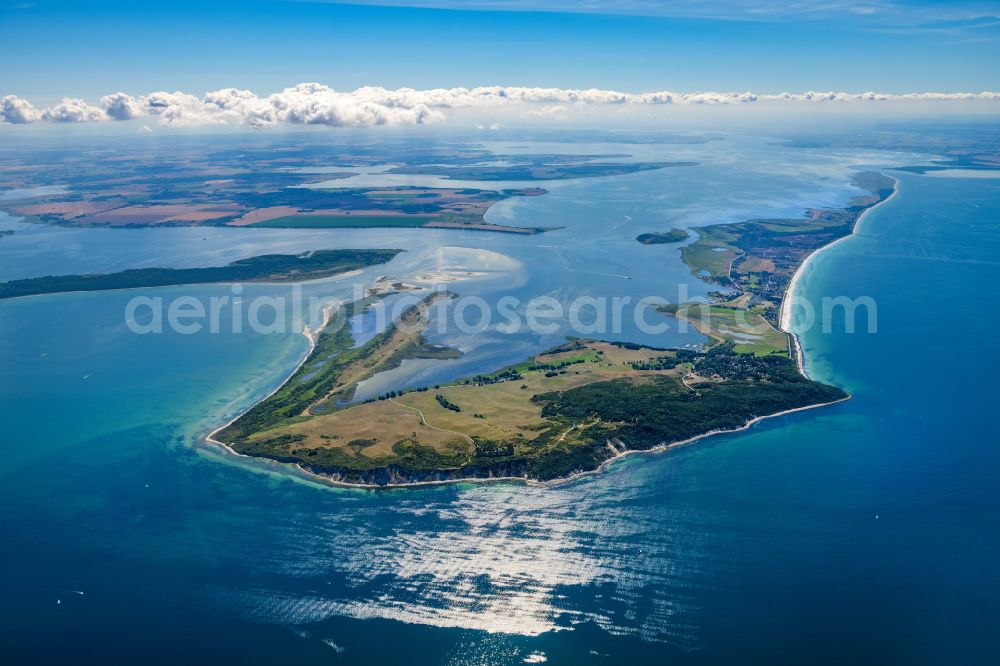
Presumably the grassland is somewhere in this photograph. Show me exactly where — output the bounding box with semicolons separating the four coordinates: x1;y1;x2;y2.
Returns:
213;291;458;443
660;294;788;356
219;331;846;486
679;230;740;282
0;249;402;300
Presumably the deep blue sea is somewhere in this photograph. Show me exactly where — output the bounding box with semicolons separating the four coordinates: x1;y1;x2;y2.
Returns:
0;135;998;664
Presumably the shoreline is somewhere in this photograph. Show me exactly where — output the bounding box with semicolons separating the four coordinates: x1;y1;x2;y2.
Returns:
202;174;898;490
780;175;900;377
202;321;853;491
206;393;852;492
204;299;338;457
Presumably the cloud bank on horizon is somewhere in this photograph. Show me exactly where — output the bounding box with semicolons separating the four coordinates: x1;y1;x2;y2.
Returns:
3;84;999;128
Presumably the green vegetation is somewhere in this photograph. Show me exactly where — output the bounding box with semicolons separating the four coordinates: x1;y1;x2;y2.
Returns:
657;173;895;358
214;299;364;442
232;433;471;475
436;394;462;412
251;215;436;228
659;300;789;356
215;291;457;443
527;358;844;479
0;249;402;300
679;232;740;281
221;337;847;485
636;228;689;244
678;172;895;326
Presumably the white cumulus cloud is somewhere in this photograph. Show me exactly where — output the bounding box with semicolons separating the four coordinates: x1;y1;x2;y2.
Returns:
2;84;999;127
100;92;147;120
40;97;107;123
1;95;42;124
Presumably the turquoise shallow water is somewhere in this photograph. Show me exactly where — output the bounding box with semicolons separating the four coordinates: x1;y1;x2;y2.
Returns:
1;138;998;663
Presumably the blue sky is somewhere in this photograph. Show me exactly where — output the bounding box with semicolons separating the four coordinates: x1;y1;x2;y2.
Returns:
2;0;999;102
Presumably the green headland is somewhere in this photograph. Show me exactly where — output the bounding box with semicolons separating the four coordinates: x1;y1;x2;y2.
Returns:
213;307;847;487
636;228;689;244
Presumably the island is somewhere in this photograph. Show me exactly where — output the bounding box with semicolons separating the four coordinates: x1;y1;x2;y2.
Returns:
0;249;402;300
211;296;846;486
636;228;689;244
208;170;898;487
